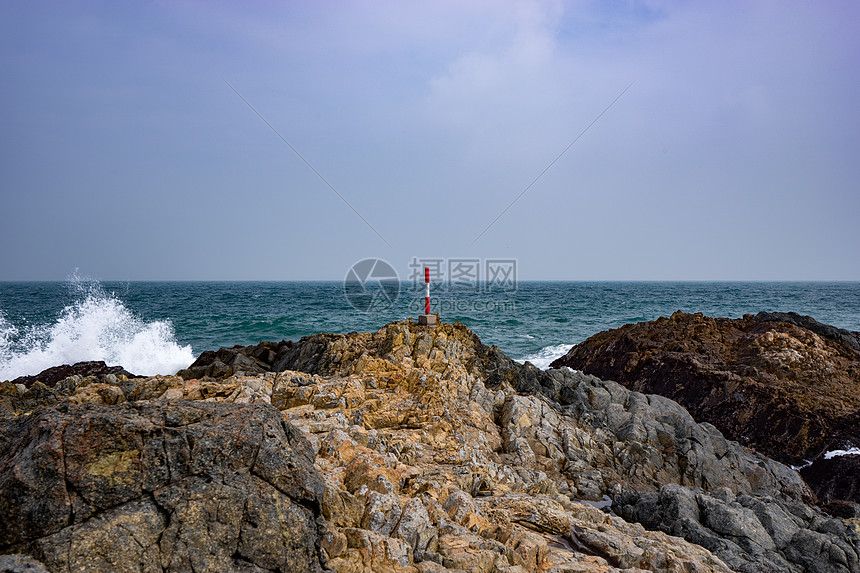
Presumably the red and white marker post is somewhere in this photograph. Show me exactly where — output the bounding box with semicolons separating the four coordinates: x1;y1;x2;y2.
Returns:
419;266;436;326
424;267;430;314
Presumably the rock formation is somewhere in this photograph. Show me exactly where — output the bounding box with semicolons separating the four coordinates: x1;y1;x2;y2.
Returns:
177;340;294;380
2;320;859;572
8;361;136;389
801;456;860;514
551;311;860;507
0;401;324;572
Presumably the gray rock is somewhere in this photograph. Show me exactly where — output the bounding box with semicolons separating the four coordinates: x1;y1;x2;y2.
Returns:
697;494;776;554
360;490;402;535
616;483;860;573
0;401;326;572
738;495;802;550
442;489;475;523
394;497;438;559
0;555;49;573
495;364;813;505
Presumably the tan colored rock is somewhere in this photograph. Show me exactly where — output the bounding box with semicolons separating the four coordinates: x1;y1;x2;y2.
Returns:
6;319;857;573
333;527;417;573
127;375;184;401
68;382;126;405
323;485;364;528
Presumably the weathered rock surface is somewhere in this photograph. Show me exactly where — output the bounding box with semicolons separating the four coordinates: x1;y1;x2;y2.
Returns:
616;484;860;573
270;321;857;572
801;456;860;514
1;361;145;422
177;340;294;380
3;319;859;572
550;311;860;505
0;401;325;572
7;361;136;389
0;554;49;573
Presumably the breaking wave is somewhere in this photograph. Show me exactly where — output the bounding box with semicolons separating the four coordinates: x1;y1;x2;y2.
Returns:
0;278;194;381
516;343;574;370
823;447;860;459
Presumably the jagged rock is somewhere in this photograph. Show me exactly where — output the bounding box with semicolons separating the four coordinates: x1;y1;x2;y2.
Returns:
0;401;325;572
394;497;438;559
550;311;860;507
17;382;58;413
801;455;860;507
4;319;859;573
177;340;293;380
272;321;854;572
6;361;136;388
0;371;280;421
616;483;860;573
332;527;415;572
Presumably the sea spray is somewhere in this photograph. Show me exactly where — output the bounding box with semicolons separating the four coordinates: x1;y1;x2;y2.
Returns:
2;281;858;380
0;311;19;358
516;343;573;370
0;279;194;381
824;447;860;459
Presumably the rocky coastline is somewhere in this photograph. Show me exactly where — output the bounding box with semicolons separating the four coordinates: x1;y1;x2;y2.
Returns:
550;311;860;512
1;318;859;572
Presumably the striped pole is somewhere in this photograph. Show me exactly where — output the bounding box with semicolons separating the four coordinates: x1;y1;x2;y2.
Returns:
424;267;430;314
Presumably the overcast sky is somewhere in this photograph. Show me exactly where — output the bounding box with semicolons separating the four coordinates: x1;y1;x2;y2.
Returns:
1;1;858;281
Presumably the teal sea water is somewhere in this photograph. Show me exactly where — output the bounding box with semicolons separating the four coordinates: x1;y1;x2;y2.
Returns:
1;280;858;381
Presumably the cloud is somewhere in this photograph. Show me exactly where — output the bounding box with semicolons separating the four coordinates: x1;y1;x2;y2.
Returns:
1;0;858;279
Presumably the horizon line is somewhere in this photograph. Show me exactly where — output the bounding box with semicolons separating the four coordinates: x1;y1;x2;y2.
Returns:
2;279;859;284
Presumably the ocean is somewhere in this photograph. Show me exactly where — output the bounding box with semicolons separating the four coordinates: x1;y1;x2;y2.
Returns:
1;279;859;381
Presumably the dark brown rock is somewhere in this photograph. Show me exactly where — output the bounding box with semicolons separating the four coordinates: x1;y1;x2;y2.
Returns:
550;311;860;466
801;455;860;506
550;311;860;513
6;361;136;388
177;340;293;380
0;401;325;572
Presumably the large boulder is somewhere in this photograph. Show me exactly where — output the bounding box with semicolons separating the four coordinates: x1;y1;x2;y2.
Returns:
0;401;326;572
271;320;859;573
550;311;860;506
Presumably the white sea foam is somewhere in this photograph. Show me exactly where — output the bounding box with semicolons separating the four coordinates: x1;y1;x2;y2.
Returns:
516;343;574;370
823;447;860;459
0;279;194;381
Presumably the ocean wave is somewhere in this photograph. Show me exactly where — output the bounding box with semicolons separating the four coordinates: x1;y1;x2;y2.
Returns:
823;447;860;459
515;343;573;370
0;277;194;381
